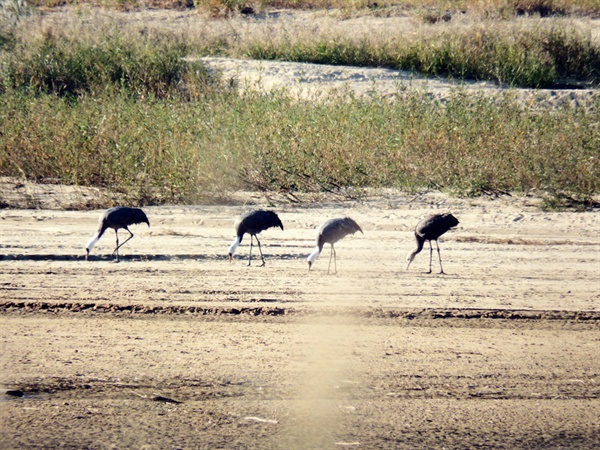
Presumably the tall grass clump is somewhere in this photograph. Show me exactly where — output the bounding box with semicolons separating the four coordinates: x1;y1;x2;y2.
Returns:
0;0;31;49
229;90;599;203
0;7;597;206
0;24;212;99
245;21;599;88
196;0;600;17
25;0;600;15
0;89;244;204
5;4;598;90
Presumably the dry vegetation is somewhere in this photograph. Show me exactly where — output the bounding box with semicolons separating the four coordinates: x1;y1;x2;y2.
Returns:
0;0;598;207
22;0;600;17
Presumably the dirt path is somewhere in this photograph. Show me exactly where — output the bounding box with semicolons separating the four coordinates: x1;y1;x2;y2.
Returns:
1;191;599;449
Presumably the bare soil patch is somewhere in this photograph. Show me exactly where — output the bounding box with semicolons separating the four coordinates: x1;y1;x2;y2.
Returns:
1;187;599;449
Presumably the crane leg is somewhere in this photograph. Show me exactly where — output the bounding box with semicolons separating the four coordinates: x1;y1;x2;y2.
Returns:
327;244;337;274
255;236;266;267
248;235;254;266
114;230;120;262
113;228;134;262
435;240;444;274
333;245;337;274
427;240;433;274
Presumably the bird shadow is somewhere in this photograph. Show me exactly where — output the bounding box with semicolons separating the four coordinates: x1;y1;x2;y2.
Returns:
0;254;214;262
409;271;461;278
0;253;308;262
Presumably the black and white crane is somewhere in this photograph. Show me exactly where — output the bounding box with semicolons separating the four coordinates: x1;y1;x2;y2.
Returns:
406;213;459;274
228;210;284;266
85;206;150;262
307;217;363;273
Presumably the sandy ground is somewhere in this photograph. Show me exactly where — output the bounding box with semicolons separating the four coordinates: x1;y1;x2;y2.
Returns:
1;188;599;449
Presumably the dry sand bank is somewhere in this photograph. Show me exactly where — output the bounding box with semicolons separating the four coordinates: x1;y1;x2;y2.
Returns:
1;188;599;449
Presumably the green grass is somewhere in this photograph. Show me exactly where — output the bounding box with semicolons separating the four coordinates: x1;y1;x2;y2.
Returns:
0;30;212;98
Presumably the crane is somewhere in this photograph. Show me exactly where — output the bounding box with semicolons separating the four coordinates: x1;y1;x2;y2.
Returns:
85;206;149;262
307;217;363;273
228;210;284;266
406;213;459;274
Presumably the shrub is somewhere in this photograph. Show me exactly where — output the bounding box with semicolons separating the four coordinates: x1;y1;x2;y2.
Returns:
1;28;212;98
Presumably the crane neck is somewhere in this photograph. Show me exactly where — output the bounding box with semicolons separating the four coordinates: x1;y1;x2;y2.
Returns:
412;233;425;254
406;233;425;268
307;246;321;264
228;236;241;256
86;234;100;252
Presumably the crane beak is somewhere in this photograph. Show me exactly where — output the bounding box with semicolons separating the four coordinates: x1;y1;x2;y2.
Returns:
228;253;233;264
307;261;312;271
85;248;90;261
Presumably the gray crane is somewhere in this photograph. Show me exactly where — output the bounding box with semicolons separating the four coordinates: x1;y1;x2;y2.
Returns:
307;217;363;273
228;210;284;266
406;213;459;274
85;206;150;262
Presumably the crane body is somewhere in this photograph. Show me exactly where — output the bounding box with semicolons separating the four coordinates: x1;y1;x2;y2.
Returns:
228;210;284;266
85;206;150;262
307;217;363;273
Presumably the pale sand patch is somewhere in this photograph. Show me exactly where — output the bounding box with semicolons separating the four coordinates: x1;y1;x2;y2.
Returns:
199;56;600;110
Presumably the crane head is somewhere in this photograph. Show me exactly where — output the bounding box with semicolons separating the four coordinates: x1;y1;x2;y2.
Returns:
406;251;417;270
228;237;240;263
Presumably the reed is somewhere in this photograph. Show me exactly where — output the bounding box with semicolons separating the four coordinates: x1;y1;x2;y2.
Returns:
3;2;598;89
1;88;597;205
243;20;599;88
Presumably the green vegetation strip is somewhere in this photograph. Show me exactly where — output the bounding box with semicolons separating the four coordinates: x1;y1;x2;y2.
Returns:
1;88;597;205
2;2;599;89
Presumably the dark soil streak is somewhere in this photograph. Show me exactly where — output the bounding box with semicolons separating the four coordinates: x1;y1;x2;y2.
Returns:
2;300;599;322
